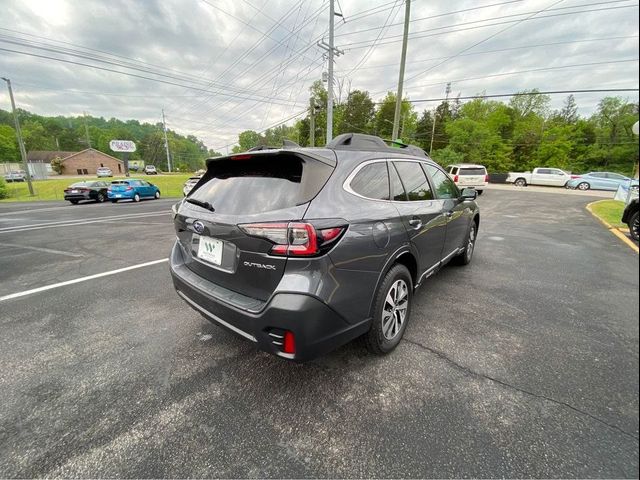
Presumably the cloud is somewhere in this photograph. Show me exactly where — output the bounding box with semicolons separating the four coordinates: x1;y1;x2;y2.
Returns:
0;0;638;151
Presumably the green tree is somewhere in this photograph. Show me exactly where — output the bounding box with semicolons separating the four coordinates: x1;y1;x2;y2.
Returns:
233;130;262;153
338;89;375;135
374;92;416;140
0;124;19;162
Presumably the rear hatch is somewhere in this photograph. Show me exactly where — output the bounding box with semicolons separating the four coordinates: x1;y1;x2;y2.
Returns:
110;181;132;193
457;167;487;186
174;150;335;301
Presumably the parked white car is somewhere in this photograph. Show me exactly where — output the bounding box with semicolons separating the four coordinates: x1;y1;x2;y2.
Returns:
96;167;113;178
507;168;572;187
3;170;27;182
447;164;488;194
144;165;158;175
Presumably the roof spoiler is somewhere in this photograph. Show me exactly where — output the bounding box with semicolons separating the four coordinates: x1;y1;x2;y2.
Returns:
326;133;429;158
247;138;301;152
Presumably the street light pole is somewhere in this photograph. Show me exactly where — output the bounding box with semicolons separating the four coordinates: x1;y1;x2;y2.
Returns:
1;77;34;196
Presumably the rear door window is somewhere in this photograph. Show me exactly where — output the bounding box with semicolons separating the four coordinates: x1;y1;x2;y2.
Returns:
389;162;407;201
423;164;459;199
349;162;390;200
189;153;333;215
393;161;434;201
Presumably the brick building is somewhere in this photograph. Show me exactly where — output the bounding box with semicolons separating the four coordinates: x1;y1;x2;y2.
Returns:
27;148;125;176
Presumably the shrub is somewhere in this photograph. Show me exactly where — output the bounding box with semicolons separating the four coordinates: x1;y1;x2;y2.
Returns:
0;177;9;199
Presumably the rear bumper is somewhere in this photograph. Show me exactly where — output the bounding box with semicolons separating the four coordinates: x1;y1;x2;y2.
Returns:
169;242;368;361
64;193;92;201
108;191;134;199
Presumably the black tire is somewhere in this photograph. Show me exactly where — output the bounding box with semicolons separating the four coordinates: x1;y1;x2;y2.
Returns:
69;200;79;205
133;193;141;202
452;221;478;266
514;178;527;187
629;211;639;242
111;199;118;203
577;182;590;191
364;264;413;355
154;191;161;199
96;192;106;203
477;190;484;196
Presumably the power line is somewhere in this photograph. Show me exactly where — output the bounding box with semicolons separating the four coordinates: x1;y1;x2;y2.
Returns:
392;88;640;105
342;3;639;50
334;35;639;72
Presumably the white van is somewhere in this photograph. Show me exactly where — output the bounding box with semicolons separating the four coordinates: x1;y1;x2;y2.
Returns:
447;164;488;195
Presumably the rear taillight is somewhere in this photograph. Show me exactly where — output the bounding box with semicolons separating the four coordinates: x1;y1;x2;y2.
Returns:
126;186;133;191
231;154;252;161
240;222;345;257
453;175;459;183
484;174;489;183
571;175;580;179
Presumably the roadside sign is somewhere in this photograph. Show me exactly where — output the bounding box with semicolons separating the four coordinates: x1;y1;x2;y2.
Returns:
109;140;136;152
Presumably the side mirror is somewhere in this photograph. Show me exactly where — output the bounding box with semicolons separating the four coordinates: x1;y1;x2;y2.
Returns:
460;188;478;201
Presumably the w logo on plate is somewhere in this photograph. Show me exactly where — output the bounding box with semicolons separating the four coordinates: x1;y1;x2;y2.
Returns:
204;242;216;253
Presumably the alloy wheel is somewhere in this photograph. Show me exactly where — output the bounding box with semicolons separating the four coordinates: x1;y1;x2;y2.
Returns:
466;225;476;262
382;279;409;340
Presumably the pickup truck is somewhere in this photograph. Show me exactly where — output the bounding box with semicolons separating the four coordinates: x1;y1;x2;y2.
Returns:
506;168;572;187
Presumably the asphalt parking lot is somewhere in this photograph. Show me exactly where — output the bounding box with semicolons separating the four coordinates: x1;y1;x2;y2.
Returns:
0;190;638;478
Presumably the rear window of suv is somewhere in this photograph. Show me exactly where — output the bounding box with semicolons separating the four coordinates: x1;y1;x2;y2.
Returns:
189;153;333;215
459;167;486;176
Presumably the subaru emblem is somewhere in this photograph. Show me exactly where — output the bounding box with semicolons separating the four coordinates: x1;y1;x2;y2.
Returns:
193;221;205;234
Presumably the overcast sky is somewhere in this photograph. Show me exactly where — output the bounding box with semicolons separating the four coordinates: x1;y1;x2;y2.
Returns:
0;0;638;151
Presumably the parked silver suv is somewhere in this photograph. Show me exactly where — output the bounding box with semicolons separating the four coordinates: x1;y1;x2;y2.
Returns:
170;134;480;361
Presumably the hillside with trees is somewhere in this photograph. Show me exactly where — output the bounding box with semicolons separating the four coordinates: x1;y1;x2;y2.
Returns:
0;109;220;172
237;82;639;176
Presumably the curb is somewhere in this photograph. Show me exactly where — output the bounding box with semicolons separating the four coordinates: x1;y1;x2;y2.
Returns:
586;201;639;254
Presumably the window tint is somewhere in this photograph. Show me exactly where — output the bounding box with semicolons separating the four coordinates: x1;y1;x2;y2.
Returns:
389;162;407;201
189;154;333;215
350;162;389;200
423;164;459;199
393;161;434;201
606;173;626;180
459;167;486;176
537;169;552;175
590;172;606;178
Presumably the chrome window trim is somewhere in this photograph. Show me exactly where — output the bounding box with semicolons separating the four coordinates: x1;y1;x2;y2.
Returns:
343;158;439;204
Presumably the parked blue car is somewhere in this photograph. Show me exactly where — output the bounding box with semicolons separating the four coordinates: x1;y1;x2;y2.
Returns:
566;172;636;191
108;179;161;203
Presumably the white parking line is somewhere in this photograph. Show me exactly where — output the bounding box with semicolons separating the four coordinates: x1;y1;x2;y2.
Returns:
0;259;169;302
0;243;85;258
0;211;170;233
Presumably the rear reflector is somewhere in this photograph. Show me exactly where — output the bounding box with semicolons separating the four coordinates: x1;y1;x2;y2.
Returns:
283;331;295;354
454;175;459;183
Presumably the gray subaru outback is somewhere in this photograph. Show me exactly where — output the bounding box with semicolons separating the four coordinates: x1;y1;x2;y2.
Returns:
170;134;480;361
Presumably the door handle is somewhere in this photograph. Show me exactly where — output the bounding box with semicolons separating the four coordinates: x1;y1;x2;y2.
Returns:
408;218;422;229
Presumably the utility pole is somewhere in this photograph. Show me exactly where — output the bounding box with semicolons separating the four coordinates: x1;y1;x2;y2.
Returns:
162;109;172;172
429;82;451;155
309;96;316;147
2;77;34;196
317;1;344;144
392;0;411;141
83;111;91;148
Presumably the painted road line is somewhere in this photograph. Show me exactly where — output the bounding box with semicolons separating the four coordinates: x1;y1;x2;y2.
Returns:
0;211;170;233
586;201;639;254
0;243;85;258
0;259;169;302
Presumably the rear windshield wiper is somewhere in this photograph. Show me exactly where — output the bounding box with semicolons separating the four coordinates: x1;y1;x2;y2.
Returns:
185;198;215;212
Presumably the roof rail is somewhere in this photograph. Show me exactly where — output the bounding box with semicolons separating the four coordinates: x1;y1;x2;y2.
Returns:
326;133;428;158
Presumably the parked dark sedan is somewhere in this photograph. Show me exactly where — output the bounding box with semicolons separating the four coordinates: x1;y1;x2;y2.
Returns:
64;181;110;204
